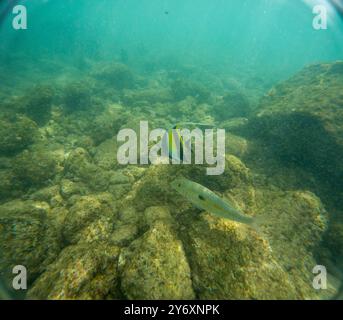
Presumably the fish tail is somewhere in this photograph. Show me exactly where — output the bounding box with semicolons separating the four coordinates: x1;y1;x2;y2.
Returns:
249;214;267;234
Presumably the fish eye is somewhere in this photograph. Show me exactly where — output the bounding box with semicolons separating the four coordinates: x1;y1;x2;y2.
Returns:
198;195;205;201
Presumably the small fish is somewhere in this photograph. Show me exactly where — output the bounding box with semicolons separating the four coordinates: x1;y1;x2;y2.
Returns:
164;122;214;162
166;124;185;162
171;177;264;230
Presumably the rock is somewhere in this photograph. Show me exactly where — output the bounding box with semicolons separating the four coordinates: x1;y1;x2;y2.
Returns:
0;169;18;202
323;222;343;262
0;200;61;282
122;88;173;107
170;78;211;103
189;154;252;193
119;222;195;299
28;244;120;300
62;194;117;245
108;183;132;200
64;148;110;191
110;224;139;246
64;147;92;178
184;213;298;299
0;115;38;155
88;105;128;145
144;206;174;227
77;216;115;244
63;81;92;112
109;171;131;185
225;132;249;158
117;206;141;226
12;146;61;188
93;137;118;170
92;63;135;90
214;91;250;120
249;61;343;189
29;185;60;203
220;117;249;131
126;165;183;211
168;96;199;119
60;179;87;199
23;85;54;125
256;179;327;299
221;186;328;299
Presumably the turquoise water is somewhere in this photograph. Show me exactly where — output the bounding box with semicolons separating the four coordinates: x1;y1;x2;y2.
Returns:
1;1;343;83
0;0;343;300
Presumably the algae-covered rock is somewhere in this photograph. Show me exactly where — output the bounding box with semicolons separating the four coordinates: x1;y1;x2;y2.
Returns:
0;115;38;155
110;224;139;246
144;206;174;227
187;154;252;193
184;214;298;299
0;200;61;282
214;91;250;120
116;206;141;227
29;185;64;209
89;104;128;145
225;132;249;158
23;85;54;125
63;81;92;112
28;244;120;300
93;63;135;90
29;185;61;203
12;146;62;188
119;221;195;300
76;216;115;245
171;78;211;103
122;88;173;107
323;222;343;261
62;193;117;244
220;117;249;132
93;137;118;170
64;147;130;196
59;179;87;199
0;169;18;202
168;96;213;122
64;147;109;190
224;185;327;299
249;61;343;188
3;85;54;125
126;166;182;211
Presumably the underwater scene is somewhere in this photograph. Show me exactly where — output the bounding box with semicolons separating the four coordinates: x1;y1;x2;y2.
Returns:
0;0;343;300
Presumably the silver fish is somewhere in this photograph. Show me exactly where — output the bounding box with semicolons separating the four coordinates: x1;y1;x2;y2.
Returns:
171;177;259;226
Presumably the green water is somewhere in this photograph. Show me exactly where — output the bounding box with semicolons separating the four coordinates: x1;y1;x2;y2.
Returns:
0;0;342;300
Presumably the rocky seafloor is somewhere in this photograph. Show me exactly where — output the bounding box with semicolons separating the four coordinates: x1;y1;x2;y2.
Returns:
0;60;342;299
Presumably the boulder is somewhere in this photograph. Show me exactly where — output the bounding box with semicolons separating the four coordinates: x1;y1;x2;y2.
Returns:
0;200;61;282
119;221;195;300
0;115;38;155
248;61;343;189
28;244;120;300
